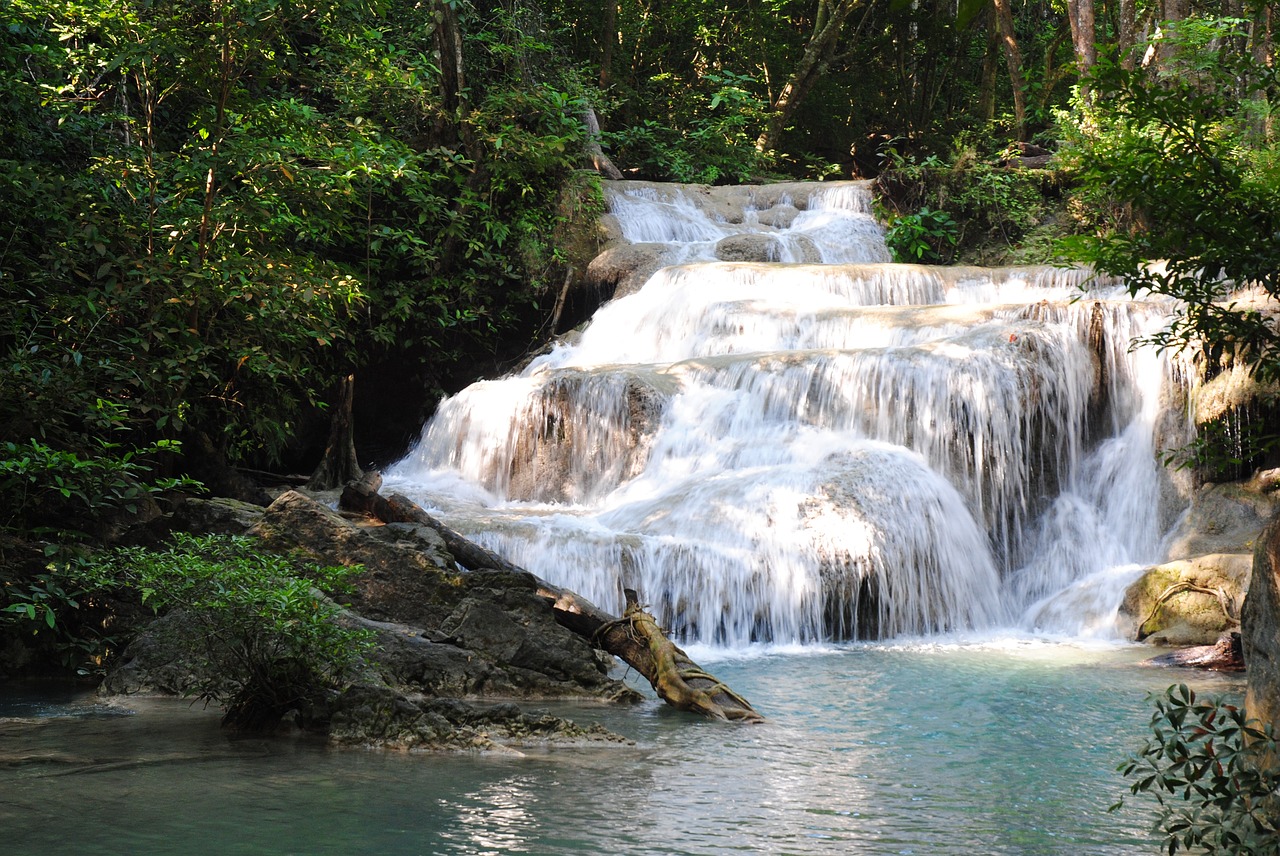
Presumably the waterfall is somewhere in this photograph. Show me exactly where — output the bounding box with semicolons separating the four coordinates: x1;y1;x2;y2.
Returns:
388;181;1185;646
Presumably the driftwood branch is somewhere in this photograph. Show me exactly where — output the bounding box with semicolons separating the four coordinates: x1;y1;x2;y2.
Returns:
340;472;763;722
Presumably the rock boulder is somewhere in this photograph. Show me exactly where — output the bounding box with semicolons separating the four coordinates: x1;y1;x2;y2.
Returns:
1120;480;1280;645
1119;554;1250;645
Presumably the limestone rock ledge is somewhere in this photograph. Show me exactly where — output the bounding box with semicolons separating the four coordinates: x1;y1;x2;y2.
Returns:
326;688;632;752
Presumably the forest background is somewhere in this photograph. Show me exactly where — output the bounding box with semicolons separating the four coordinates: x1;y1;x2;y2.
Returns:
1;0;1278;549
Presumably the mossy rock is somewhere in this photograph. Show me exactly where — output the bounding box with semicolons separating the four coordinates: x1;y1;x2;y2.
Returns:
1119;553;1251;645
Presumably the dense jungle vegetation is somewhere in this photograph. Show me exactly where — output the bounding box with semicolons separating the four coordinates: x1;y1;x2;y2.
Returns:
3;0;1277;502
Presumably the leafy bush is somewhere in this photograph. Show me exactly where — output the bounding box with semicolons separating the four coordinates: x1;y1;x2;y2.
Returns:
600;71;773;184
1058;18;1280;376
63;534;373;731
876;138;1055;263
1117;684;1280;855
0;570;117;674
0;438;197;540
885;207;958;263
1057;18;1280;473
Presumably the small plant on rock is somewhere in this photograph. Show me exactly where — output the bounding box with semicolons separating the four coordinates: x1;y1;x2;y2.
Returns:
65;534;373;732
885;207;958;263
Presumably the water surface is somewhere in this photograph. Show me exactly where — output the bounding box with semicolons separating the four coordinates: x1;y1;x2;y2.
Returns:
1;642;1240;855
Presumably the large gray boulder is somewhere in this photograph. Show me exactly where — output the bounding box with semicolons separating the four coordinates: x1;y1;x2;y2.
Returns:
248;491;631;699
103;490;638;746
1119;554;1250;645
584;242;669;300
714;233;783;262
1163;481;1279;561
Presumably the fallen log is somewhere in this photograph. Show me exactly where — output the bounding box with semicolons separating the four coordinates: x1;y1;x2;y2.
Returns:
340;472;763;722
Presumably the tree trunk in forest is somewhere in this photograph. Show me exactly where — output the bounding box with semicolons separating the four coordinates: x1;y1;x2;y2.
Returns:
599;1;618;88
1117;0;1137;68
1066;0;1097;81
434;0;477;158
979;25;999;124
1252;5;1275;140
991;0;1028;139
1152;0;1191;68
340;473;765;723
755;0;862;153
308;374;362;490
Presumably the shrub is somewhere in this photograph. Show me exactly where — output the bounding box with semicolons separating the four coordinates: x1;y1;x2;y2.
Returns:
884;207;958;263
1117;684;1280;855
600;71;774;184
1057;20;1280;476
875;138;1056;263
62;534;374;732
0;438;197;540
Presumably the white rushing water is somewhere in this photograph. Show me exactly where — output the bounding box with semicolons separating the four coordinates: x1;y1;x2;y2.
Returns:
388;181;1186;646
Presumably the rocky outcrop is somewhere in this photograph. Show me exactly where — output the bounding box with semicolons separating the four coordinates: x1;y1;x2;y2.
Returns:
1243;516;1280;727
105;489;640;748
1120;481;1279;646
248;491;632;700
714;233;783;262
585;242;669;300
1142;631;1244;671
1163;481;1279;561
326;687;630;751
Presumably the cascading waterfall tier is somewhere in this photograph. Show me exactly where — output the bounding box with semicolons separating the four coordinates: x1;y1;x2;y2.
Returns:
389;181;1186;646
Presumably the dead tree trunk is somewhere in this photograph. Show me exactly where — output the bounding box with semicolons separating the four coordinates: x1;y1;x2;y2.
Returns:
307;374;362;490
340;472;764;723
583;106;624;180
991;0;1028;140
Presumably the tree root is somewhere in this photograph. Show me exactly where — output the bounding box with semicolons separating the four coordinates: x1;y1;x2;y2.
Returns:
1137;580;1239;642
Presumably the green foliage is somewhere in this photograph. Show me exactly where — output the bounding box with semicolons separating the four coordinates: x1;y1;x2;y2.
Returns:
0;570;115;674
877;138;1054;263
3;572;82;632
884;207;957;263
1117;685;1280;855
0;0;593;472
600;70;773;183
0;438;200;540
1058;19;1280;471
1161;403;1280;482
65;534;374;729
1058;23;1280;382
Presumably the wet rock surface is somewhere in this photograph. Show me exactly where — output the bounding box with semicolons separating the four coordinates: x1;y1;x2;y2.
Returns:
1142;632;1244;671
1121;481;1279;645
326;686;631;751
